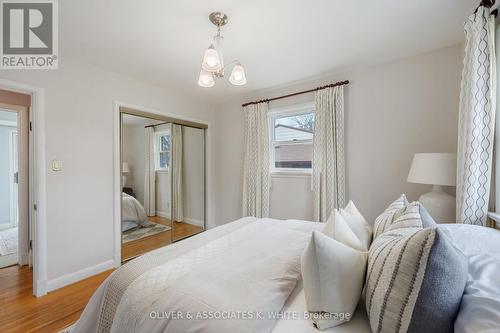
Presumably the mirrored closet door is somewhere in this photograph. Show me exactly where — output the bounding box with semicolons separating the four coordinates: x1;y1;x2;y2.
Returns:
170;125;205;241
120;111;206;261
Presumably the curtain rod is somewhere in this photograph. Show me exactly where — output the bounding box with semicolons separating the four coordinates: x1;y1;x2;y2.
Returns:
144;121;168;128
475;0;498;16
241;80;349;108
144;122;206;130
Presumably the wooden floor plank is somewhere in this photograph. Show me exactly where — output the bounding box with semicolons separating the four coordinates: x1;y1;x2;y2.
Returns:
0;266;112;333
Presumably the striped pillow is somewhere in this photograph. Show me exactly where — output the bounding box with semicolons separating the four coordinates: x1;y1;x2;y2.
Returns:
373;194;409;239
386;202;436;233
366;208;467;333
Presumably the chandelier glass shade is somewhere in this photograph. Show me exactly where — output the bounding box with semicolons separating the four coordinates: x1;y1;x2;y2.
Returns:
198;12;246;88
229;62;247;85
201;44;222;72
198;69;215;88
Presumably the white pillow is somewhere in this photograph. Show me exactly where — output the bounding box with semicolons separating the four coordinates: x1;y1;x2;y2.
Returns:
340;201;372;251
301;231;368;330
323;209;364;251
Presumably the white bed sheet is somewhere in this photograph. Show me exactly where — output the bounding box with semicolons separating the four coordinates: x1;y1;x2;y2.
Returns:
440;224;500;333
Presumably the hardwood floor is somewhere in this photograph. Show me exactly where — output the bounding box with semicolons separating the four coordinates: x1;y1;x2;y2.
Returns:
172;220;204;242
0;265;113;333
121;216;203;260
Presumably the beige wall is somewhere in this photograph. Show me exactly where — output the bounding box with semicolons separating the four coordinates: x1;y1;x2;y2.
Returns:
213;44;462;224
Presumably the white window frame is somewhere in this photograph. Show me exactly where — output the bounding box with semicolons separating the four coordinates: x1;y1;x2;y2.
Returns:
154;130;171;172
268;102;315;174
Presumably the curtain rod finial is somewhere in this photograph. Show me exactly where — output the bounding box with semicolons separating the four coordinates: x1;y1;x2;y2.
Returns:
480;0;495;8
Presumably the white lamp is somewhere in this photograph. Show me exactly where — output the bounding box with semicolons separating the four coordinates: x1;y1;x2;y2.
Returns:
407;153;457;223
122;162;130;187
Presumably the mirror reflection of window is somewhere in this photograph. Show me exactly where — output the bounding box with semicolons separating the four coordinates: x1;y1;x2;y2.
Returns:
155;130;171;171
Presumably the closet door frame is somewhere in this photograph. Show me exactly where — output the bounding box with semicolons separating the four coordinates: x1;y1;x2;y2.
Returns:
113;101;210;267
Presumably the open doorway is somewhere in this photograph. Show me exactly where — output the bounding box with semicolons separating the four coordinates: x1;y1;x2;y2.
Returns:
0;109;19;268
0;83;45;297
0;91;31;275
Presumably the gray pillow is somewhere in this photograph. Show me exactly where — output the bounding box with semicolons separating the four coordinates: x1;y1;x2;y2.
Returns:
366;215;467;333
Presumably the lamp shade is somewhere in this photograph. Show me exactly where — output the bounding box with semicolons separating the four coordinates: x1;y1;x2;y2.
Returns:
229;63;247;86
198;69;215;88
201;44;222;72
122;162;130;173
407;153;456;186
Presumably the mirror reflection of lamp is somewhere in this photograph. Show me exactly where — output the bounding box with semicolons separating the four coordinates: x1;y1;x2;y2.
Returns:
122;162;130;187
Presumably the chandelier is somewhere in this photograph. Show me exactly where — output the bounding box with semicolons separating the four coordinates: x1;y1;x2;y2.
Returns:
198;12;247;88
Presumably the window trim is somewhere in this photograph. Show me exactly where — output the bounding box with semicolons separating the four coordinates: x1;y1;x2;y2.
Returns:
269;102;315;174
154;129;171;171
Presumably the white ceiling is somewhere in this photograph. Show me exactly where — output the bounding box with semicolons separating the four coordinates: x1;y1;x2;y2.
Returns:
61;1;476;101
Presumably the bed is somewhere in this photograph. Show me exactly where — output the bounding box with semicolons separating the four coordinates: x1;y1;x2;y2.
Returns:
121;192;149;231
70;217;500;333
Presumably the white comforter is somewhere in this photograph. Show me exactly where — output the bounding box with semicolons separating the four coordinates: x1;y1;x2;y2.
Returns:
121;193;148;227
73;217;327;333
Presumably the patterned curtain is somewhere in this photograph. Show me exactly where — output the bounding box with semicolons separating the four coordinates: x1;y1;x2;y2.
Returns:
312;86;346;222
456;6;497;226
242;102;270;218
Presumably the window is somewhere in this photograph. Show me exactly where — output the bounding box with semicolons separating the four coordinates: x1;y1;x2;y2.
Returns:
155;130;171;171
270;104;315;171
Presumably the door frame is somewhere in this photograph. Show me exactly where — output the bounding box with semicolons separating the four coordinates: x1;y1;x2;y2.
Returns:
0;79;47;297
113;101;213;266
8;128;18;228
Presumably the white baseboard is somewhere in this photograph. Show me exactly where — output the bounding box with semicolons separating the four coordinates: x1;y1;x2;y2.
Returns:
35;279;47;297
0;253;17;268
46;259;114;292
155;212;203;227
156;210;171;219
18;253;29;266
206;221;217;230
183;217;204;227
114;254;121;268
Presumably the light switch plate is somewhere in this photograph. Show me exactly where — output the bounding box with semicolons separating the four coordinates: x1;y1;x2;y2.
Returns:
51;159;63;171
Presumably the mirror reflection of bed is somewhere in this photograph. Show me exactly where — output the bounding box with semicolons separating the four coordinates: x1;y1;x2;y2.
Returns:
121;113;205;261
